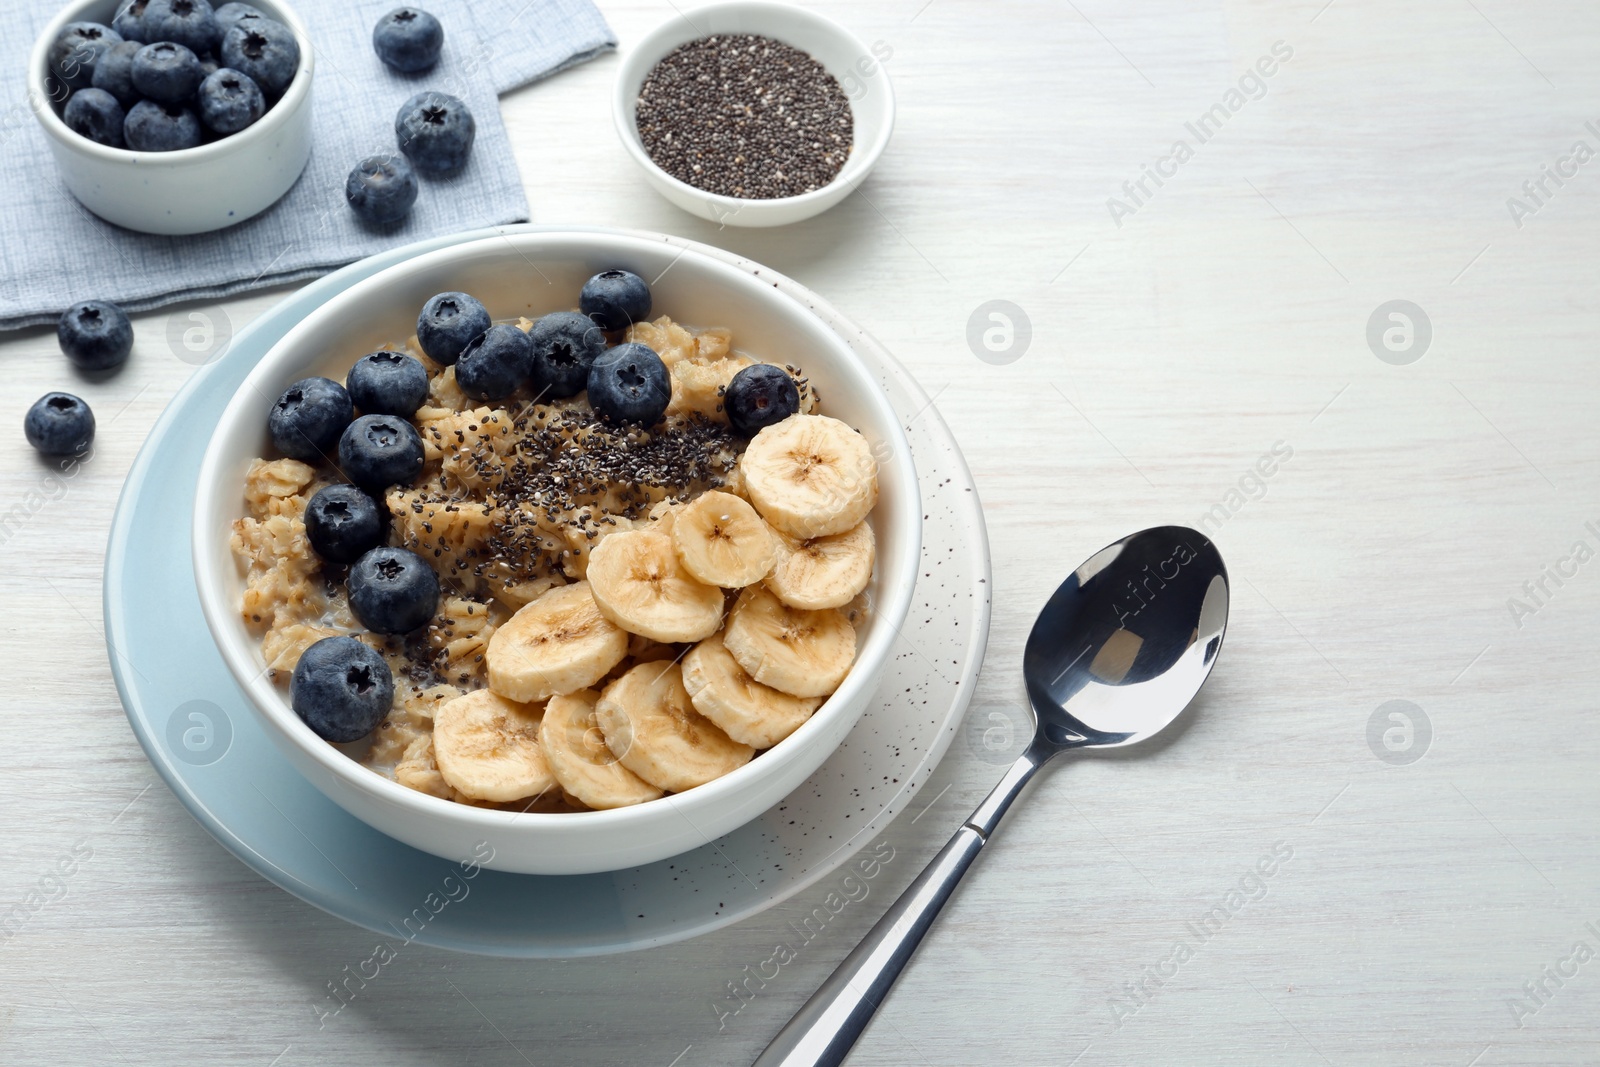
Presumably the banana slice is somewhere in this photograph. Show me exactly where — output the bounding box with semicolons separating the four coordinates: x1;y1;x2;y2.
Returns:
723;586;856;698
485;581;629;703
740;414;879;539
682;631;822;748
540;689;664;809
672;490;778;588
432;689;556;803
587;529;725;643
765;521;875;610
595;661;753;793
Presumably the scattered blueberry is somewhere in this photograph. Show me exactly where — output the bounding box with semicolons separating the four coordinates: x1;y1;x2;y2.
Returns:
347;546;439;634
304;484;386;565
24;393;95;456
345;154;418;227
373;7;443;73
130;41;203;104
50;22;123;91
57;300;133;371
213;2;263;31
338;414;424;491
63;88;125;148
290;636;393;743
142;0;222;55
456;324;531;401
123;98;201;151
112;1;149;43
580;270;651;332
394;91;474;176
220;17;299;97
725;363;800;435
415;291;490;366
347;350;429;416
587;343;670;427
196;67;263;134
269;377;352;463
90;40;142;107
527;311;605;400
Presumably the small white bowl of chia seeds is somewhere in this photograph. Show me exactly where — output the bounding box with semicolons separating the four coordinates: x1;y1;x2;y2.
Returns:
612;1;895;228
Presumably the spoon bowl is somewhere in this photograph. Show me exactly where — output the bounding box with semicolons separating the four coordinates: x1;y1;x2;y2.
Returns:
1026;526;1229;748
756;527;1229;1067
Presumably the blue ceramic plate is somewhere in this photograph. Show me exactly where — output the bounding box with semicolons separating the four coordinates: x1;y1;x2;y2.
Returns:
104;225;990;957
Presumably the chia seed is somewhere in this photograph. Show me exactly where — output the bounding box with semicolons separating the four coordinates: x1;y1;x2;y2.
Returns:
635;34;853;200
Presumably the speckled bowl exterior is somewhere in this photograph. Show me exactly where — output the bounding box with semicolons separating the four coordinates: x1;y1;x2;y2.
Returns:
29;0;313;235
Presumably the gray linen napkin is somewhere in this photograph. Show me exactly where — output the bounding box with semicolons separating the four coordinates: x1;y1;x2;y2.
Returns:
0;0;614;330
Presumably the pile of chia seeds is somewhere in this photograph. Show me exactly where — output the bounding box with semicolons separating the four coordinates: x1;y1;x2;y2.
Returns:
635;34;854;200
404;403;743;587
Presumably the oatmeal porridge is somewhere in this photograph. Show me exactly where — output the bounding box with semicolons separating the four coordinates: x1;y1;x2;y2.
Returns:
230;270;879;812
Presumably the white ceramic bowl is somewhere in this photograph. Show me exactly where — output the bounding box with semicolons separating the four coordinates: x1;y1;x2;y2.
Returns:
192;228;922;875
612;1;895;228
29;0;313;235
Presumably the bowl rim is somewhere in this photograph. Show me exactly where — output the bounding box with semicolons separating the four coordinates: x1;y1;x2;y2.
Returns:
192;227;922;836
610;0;896;211
28;0;315;166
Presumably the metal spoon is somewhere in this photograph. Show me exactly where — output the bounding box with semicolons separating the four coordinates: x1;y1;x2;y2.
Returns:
753;526;1230;1067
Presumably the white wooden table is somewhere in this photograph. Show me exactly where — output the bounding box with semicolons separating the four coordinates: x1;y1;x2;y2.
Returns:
4;1;1598;1063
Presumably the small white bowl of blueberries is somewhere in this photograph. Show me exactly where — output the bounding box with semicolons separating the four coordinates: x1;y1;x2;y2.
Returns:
33;0;476;236
30;0;313;234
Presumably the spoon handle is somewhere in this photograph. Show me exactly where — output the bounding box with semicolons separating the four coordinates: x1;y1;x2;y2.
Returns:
752;748;1046;1067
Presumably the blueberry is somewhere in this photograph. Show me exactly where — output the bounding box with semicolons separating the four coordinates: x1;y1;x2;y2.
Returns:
112;1;149;42
269;376;352;463
455;324;531;401
724;363;800;436
347;546;439;634
346;351;429;416
415;291;490;366
57;300;133;371
50;22;123;92
198;52;219;79
143;0;221;55
213;2;263;31
587;343;670;427
304;484;386;565
580;270;652;332
130;41;203;104
394;91;474;176
338;414;424;490
24;393;95;456
527;311;605;400
290;636;393;743
63;88;125;148
196;67;264;134
123;99;202;151
220;17;299;97
373;7;443;73
345;154;418;227
91;40;142;107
